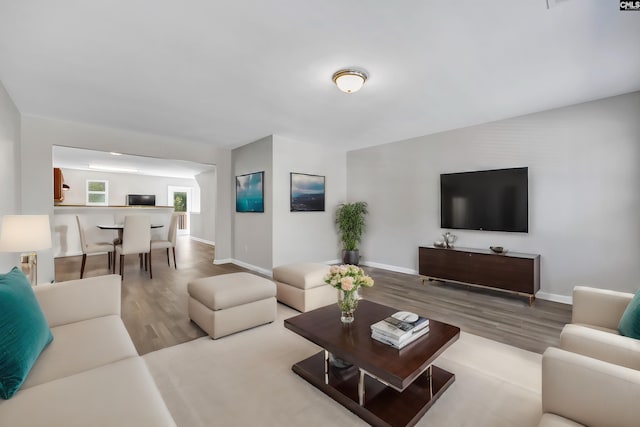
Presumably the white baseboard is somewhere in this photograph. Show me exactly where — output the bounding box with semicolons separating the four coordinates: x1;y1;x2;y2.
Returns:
360;260;418;276
323;259;341;265
535;291;572;305
190;236;215;246
218;258;273;278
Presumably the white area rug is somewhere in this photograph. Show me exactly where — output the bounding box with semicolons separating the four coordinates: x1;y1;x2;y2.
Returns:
143;304;542;426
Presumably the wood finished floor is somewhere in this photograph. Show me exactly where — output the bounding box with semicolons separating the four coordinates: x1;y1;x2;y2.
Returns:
54;237;571;355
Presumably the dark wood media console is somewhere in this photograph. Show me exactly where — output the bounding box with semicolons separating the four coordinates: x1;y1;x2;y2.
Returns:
418;246;540;303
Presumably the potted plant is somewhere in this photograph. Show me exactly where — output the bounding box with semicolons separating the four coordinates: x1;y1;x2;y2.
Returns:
335;201;368;265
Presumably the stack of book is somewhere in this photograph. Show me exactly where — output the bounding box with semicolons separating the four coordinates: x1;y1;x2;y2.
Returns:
370;313;430;349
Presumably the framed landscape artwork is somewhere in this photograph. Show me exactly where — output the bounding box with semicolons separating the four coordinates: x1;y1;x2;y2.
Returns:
290;172;325;212
236;171;264;212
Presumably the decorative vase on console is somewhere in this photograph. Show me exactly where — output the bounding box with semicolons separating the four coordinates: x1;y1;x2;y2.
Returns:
443;232;457;248
323;265;374;324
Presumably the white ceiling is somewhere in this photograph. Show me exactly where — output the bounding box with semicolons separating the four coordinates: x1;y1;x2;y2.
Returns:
52;146;215;179
1;1;639;151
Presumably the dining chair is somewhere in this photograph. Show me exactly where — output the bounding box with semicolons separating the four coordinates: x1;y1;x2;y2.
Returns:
151;212;179;269
76;215;114;278
114;215;152;280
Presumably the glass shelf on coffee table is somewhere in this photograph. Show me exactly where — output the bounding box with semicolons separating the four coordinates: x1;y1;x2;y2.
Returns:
284;300;460;427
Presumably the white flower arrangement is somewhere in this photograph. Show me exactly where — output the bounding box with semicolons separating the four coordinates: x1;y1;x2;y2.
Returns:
324;264;374;293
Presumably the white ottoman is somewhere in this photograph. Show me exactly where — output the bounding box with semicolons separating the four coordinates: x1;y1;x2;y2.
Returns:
187;272;277;339
272;262;335;312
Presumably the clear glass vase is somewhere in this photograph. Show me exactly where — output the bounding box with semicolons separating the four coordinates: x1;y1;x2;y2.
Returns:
337;289;359;324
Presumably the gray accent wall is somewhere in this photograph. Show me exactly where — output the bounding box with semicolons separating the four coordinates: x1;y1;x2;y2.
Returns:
232;136;274;271
0;81;21;272
346;92;640;299
272;135;346;267
231;135;347;271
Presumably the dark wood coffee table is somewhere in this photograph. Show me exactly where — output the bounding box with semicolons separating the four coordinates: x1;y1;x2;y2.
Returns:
284;300;460;427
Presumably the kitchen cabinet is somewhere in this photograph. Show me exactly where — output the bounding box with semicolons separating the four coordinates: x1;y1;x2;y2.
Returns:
54;168;65;203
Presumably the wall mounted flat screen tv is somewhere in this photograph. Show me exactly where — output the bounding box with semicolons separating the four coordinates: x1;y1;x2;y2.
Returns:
127;194;156;206
440;167;528;233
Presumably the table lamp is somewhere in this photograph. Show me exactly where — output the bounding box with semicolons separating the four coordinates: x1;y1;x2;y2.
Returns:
0;215;52;286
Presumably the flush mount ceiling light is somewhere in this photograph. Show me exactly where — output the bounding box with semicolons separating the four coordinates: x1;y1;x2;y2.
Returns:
332;69;368;93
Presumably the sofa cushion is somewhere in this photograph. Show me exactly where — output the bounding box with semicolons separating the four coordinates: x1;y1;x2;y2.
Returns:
0;267;53;399
21;315;138;389
34;275;121;328
618;290;640;339
0;357;176;427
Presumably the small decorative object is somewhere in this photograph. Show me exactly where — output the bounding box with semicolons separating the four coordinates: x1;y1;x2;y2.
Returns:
433;241;445;248
290;172;325;212
442;232;457;248
490;246;506;254
324;265;374;324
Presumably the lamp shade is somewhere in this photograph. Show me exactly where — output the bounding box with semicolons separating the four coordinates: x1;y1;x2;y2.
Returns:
332;69;367;93
0;215;52;252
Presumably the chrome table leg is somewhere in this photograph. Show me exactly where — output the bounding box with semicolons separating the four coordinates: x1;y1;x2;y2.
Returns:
358;369;365;406
324;350;329;385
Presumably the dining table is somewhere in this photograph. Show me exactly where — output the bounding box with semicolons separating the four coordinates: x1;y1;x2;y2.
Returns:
97;223;164;242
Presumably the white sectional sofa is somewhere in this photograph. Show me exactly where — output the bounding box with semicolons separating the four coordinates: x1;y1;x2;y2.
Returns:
560;286;640;370
539;347;640;427
0;275;176;427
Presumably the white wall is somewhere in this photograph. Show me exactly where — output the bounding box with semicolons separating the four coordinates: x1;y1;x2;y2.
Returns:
59;168;198;207
0;81;22;272
20;115;232;283
347;92;640;300
231;136;273;271
191;169;217;244
272;136;346;266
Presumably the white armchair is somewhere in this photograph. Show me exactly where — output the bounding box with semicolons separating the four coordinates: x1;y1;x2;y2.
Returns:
539;347;640;427
560;286;640;370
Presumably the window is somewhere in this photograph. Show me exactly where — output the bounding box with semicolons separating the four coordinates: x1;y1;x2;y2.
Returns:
86;180;109;205
173;191;187;212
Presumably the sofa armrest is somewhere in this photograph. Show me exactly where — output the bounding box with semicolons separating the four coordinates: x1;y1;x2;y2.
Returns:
572;286;633;329
542;347;640;427
34;275;121;328
560;324;640;370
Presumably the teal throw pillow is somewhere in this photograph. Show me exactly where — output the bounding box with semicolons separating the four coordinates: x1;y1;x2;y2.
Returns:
618;289;640;340
0;267;53;399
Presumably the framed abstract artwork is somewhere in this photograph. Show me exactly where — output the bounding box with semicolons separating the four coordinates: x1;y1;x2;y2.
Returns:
290;172;325;212
236;171;264;212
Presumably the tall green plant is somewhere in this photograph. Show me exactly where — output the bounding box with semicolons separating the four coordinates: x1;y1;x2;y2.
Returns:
335;202;368;251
